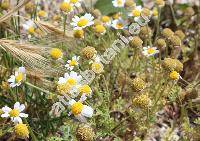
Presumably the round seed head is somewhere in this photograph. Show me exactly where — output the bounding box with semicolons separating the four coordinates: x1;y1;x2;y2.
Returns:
169;35;181;46
162;28;174;38
76;125;95;141
163;58;183;72
131;77;146;92
139;26;152;39
130;36;143;48
175;30;185;40
81;46;97;60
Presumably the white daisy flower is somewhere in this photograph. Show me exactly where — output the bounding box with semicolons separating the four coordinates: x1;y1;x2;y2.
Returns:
8;67;26;88
128;5;143;17
111;19;126;30
68;99;93;121
101;16;112;27
112;0;125;7
1;102;28;124
65;56;80;70
89;56;104;74
22;20;36;35
64;71;82;86
65;0;82;7
71;13;94;30
142;46;159;57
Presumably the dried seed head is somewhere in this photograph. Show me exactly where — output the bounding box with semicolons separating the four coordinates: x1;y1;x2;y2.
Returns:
132;93;151;108
1;0;10;10
81;46;97;60
175;30;185;40
141;8;151;17
117;72;132;86
155;0;165;7
1;81;9;91
76;125;95;141
73;29;84;39
184;7;195;16
15;123;29;139
156;38;166;49
169;35;181;46
131;77;146;92
139;26;152;39
162;28;174;38
125;0;135;8
163;58;183;72
25;2;35;14
130;36;143;48
92;9;102;18
93;19;102;26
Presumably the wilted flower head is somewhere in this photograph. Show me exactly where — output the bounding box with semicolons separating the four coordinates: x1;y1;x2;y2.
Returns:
139;26;152;39
175;30;185;40
130;36;143;48
60;1;73;13
76;124;95;141
94;24;106;35
184;7;195;16
162;28;174;38
132;93;152;108
169;35;181;46
125;0;136;8
155;0;165;7
156;38;166;49
131;77;146;92
15;123;29;139
92;9;102;18
25;2;35;14
1;0;10;10
73;29;84;39
163;58;183;72
81;46;97;60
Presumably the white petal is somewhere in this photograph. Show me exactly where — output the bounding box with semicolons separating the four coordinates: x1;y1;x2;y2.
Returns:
19;104;25;112
2;106;11;113
68;99;76;106
18;67;25;73
1;113;9;118
14;102;20;109
81;105;93;117
19;113;28;118
12;117;22;124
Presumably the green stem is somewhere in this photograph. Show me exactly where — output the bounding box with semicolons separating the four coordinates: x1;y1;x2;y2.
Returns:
169;3;178;26
25;82;52;95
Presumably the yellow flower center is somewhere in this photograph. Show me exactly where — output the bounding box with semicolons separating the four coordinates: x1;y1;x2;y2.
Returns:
169;71;179;80
147;48;155;54
79;85;91;95
77;18;89;27
132;9;141;17
116;23;123;29
101;16;110;23
15;123;29;138
73;29;84;38
50;48;63;60
57;83;72;94
9;109;20;117
69;60;77;66
60;2;72;12
95;25;106;33
28;27;35;34
15;73;23;83
70;0;78;3
67;78;76;86
38;10;46;17
117;0;123;5
71;102;83;115
92;62;103;73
